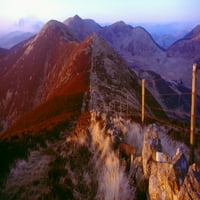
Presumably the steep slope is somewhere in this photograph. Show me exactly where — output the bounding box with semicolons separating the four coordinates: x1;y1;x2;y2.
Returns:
64;16;199;93
136;69;200;121
89;33;141;113
98;21;166;69
63;16;166;70
63;15;102;40
183;25;200;40
167;24;200;60
163;25;200;90
0;20;82;134
1;27;166;137
152;31;187;49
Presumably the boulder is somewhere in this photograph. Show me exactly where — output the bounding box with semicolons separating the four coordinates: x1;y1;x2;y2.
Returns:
149;161;179;200
148;149;191;200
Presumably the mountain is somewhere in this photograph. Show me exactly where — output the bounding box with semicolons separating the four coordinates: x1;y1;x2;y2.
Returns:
63;15;102;40
98;21;166;69
164;25;200;89
0;20;80;135
168;25;200;60
0;31;34;49
151;31;187;49
1;16;198;136
64;16;200;94
0;18;43;49
0;20;164;137
2;15;199;93
184;25;200;40
138;22;193;49
63;16;165;69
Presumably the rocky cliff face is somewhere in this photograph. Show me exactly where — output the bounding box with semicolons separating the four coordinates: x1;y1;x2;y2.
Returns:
142;125;200;200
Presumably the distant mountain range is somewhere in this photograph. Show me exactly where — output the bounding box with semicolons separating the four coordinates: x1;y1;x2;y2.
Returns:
138;22;197;48
0;18;43;49
0;31;35;49
63;15;200;92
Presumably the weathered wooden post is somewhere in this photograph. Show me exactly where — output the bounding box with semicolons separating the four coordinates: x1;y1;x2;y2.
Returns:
141;79;145;124
190;63;198;164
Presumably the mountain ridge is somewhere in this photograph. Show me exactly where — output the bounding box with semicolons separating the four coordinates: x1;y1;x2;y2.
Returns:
0;21;167;137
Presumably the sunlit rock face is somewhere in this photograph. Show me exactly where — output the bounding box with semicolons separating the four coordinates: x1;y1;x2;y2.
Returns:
141;125;200;200
178;164;200;200
149;162;179;200
148;161;200;200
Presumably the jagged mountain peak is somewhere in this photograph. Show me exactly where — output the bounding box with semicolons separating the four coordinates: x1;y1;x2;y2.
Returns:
111;20;127;27
73;14;82;20
64;15;101;27
64;15;102;40
37;19;78;42
133;26;150;35
132;26;165;50
104;21;133;34
64;14;83;24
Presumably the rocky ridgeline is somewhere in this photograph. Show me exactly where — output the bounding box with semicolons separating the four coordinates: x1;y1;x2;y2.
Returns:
72;112;200;199
0;111;199;199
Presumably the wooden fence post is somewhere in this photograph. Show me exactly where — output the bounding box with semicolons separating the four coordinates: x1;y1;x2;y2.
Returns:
190;63;198;164
141;79;145;124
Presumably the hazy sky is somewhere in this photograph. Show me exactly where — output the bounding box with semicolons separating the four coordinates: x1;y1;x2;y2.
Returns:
0;0;200;32
1;0;200;22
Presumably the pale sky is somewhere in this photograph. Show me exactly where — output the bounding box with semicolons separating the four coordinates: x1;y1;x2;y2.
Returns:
1;0;200;22
0;0;199;32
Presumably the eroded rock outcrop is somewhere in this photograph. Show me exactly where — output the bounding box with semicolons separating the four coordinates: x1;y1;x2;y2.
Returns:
178;164;200;200
142;125;162;179
142;125;199;200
